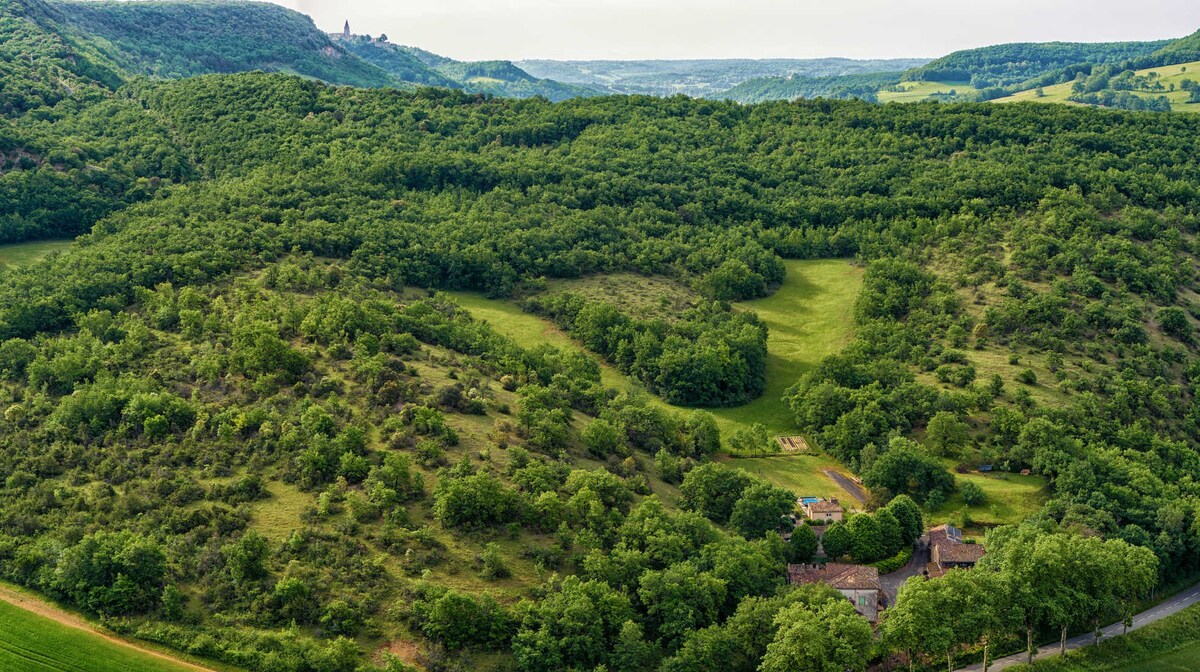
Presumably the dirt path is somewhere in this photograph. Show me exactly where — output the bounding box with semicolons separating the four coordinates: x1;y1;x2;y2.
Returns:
822;469;868;504
0;584;217;672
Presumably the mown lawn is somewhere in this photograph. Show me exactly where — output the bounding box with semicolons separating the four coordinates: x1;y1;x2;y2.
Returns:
0;240;72;270
0;598;194;672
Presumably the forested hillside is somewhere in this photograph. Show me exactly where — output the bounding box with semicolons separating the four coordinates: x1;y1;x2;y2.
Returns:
7;2;1200;671
44;0;395;87
905;39;1170;90
719;71;903;103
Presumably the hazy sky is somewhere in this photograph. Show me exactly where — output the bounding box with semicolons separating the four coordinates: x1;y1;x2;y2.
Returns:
272;0;1200;61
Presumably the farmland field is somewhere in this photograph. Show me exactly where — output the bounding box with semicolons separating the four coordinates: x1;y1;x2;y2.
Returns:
0;594;200;672
996;60;1200;112
878;80;978;103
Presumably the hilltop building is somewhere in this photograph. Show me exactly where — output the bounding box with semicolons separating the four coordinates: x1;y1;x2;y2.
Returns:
788;563;882;621
343;20;350;38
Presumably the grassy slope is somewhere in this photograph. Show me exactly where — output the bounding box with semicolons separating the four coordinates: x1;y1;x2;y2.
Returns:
996;60;1200;112
451;260;867;502
0;240;72;270
0;597;197;672
878;80;978;103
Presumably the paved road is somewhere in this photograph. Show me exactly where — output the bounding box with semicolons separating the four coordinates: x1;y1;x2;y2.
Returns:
879;541;930;606
956;582;1200;671
823;469;868;504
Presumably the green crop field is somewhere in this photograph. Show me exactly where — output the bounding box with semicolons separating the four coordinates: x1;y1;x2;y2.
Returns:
997;60;1200;113
878;80;977;103
0;597;195;672
0;240;73;270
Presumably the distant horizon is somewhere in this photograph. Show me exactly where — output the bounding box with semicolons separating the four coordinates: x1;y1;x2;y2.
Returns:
268;0;1200;62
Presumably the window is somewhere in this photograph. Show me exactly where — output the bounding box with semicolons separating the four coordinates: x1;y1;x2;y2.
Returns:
858;596;867;607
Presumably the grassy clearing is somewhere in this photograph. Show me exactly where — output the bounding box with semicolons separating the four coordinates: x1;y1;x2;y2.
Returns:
997;60;1200;113
0;239;72;270
878;80;978;103
722;453;859;504
0;598;195;672
249;481;311;542
450;259;863;438
726;259;863;437
448;260;865;501
928;469;1047;529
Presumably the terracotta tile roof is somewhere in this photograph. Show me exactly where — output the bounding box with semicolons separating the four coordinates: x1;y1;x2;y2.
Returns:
934;542;986;565
807;501;842;513
928;523;985;566
788;563;881;591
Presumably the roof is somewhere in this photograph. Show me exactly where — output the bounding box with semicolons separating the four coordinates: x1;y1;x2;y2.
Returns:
788;563;881;591
928;523;985;566
927;523;963;546
807;501;842;514
933;542;986;565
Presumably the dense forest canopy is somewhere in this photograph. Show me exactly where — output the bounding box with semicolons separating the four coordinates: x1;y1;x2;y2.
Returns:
6;1;1200;670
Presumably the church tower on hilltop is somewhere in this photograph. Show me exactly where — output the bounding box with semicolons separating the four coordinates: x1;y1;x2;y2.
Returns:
343;20;350;38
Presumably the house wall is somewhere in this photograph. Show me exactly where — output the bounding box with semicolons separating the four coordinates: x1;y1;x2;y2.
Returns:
839;588;878;621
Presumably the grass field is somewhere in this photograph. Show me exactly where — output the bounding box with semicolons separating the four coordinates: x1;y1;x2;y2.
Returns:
0;240;72;270
928;469;1047;529
997;60;1200;113
451;259;864;438
1111;641;1200;671
723;453;861;502
878;80;978;103
446;259;865;500
0;597;196;672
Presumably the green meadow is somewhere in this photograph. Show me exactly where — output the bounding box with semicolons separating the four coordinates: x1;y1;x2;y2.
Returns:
447;259;866;501
997;60;1200;113
0;597;196;672
878;80;978;103
0;240;73;270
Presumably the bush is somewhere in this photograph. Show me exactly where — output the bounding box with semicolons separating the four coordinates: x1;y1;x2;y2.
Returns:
870;547;913;574
1016;369;1038;385
960;480;986;506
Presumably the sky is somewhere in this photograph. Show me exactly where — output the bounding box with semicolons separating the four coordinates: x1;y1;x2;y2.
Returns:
272;0;1200;62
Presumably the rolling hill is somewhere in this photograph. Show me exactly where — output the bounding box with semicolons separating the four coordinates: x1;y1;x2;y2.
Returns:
517;57;932;97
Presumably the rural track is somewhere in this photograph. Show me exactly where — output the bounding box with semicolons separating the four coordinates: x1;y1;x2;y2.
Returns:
955;582;1200;671
823;469;869;503
0;584;217;672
